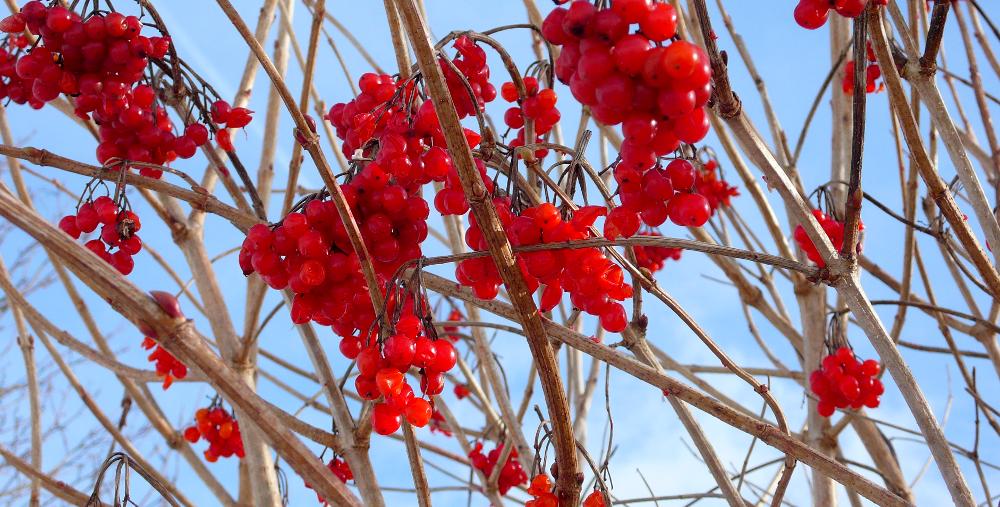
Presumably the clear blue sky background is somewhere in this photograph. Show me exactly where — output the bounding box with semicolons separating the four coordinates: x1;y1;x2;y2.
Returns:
1;1;997;506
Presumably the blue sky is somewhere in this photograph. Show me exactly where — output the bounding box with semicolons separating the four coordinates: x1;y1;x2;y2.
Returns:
1;1;998;506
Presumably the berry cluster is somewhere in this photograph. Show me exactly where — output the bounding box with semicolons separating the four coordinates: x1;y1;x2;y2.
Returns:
526;474;558;506
500;76;560;160
842;43;882;95
0;36;39;107
305;457;353;505
183;405;245;462
356;314;455;435
58;195;143;275
468;442;527;495
792;209;864;267
0;2;219;171
458;202;633;332
210;99;253;152
441;36;496;119
693;157;739;213
794;0;888;30
142;336;187;389
246;47;495;434
633;231;682;273
526;473;606;506
543;0;715;235
809;347;883;416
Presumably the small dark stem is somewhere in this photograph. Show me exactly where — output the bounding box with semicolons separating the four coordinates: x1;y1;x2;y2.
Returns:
920;0;951;74
841;12;868;261
690;0;740;118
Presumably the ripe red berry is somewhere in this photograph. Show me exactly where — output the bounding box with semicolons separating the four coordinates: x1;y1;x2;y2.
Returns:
611;0;653;24
183;426;200;443
404;398;432;427
58;215;81;238
210;100;232;124
667;193;711;227
0;14;25;33
639;3;677;42
794;0;831;30
372;402;402;435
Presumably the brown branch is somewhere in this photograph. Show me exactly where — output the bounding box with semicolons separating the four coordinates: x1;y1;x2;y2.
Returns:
920;0;951;73
841;11;867;261
392;1;581;504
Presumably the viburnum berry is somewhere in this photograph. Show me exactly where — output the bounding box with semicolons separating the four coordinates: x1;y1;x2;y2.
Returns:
184;404;245;462
583;490;608;507
794;0;887;29
469;442;527;495
842;58;883;95
810;347;883;416
305;457;354;505
526;473;557;506
142;336;186;389
372;402;402;435
633;230;682;273
59;196;144;276
793;209;865;267
667;192;711;227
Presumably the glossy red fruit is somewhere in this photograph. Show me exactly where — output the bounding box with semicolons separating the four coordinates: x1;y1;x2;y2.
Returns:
639;3;677;42
612;0;653;23
150;290;184;318
420;371;445;396
355;376;379;400
428;340;457;373
413;337;436;368
356;346;384;377
562;0;596;39
667;193;711;227
383;333;416;369
794;0;830;30
58;215;81;238
375;368;405;397
75;203;100;233
665;159;696;190
45;6;74;33
0;14;25;33
599;304;628;332
372;402;402;435
339;336;363;359
583;490;607;507
183;426;200;443
661;41;702;80
612;34;652;76
404;398;432;427
210;100;232;124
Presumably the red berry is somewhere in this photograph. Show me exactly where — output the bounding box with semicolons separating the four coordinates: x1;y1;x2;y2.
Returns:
372;403;402;435
404;398;432;427
795;0;830;30
211;100;232;124
639;3;677;42
667;193;711;227
58;215;81;238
